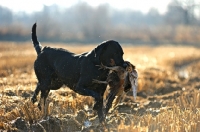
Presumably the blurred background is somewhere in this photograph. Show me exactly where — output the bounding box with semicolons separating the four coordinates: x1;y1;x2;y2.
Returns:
0;0;200;45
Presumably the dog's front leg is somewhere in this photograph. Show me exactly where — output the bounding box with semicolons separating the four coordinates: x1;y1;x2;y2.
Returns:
76;79;107;123
75;82;106;123
93;98;105;123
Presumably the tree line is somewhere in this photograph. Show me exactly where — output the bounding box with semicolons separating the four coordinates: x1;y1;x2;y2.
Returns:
0;0;200;45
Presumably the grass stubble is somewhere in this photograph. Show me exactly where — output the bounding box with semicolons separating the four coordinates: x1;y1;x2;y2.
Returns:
0;42;200;131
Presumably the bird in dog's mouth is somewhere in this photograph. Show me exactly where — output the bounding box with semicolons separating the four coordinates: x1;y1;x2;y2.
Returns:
93;61;138;119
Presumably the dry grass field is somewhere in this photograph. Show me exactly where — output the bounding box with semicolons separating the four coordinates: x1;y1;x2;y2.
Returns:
1;41;200;132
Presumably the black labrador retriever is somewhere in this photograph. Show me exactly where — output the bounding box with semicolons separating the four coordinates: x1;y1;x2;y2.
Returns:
31;23;126;123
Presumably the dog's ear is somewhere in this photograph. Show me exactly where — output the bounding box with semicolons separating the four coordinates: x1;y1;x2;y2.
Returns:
91;40;123;66
92;42;108;64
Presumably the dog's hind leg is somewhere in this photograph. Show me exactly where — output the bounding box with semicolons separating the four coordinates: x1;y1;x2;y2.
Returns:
37;80;51;110
38;77;63;110
31;83;41;103
38;89;50;110
31;70;51;109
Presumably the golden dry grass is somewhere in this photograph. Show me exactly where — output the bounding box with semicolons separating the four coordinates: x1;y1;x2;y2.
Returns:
0;41;200;131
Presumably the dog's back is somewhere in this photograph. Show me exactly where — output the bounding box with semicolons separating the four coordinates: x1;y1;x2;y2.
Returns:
34;47;83;88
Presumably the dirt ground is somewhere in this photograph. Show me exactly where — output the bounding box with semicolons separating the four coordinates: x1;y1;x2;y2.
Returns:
0;42;200;132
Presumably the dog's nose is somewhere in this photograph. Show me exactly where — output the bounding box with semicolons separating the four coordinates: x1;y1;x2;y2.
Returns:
123;62;128;68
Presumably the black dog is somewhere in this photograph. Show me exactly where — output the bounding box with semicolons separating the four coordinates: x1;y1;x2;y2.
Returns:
31;23;125;123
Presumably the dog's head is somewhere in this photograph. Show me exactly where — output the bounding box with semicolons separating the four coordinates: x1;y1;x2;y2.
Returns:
93;40;124;67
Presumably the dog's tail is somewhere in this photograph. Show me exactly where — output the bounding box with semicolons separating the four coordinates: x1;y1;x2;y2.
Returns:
32;23;42;55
